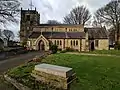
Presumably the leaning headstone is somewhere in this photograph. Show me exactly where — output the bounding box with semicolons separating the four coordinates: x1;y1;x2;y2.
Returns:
31;63;76;90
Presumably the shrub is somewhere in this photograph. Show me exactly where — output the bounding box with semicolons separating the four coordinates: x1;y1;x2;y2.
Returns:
50;45;58;54
60;47;78;53
60;50;67;53
66;47;75;52
114;42;120;50
60;47;79;53
58;48;62;51
0;48;4;52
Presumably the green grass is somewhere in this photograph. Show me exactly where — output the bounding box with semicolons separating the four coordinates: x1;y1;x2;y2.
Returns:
7;53;120;90
83;50;120;56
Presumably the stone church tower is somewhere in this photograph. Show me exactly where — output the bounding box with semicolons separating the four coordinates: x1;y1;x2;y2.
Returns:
20;8;40;45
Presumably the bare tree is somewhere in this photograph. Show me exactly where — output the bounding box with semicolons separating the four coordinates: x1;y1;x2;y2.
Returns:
17;31;20;38
95;0;120;43
2;30;15;44
0;0;20;24
63;6;91;25
109;27;116;45
47;20;61;24
92;16;104;27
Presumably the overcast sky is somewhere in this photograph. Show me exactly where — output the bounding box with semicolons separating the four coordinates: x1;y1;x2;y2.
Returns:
4;0;110;40
22;0;110;23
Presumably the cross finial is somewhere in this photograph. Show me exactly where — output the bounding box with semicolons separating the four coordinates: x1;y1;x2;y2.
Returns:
29;0;34;10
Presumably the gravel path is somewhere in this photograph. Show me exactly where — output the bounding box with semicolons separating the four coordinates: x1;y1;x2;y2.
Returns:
0;51;44;74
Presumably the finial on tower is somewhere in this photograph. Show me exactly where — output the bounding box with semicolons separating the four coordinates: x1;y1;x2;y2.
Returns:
29;0;34;10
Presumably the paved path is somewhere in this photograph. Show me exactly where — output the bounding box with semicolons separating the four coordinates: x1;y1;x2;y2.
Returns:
0;51;44;74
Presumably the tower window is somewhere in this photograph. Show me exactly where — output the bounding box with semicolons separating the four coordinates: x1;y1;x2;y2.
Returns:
26;15;30;21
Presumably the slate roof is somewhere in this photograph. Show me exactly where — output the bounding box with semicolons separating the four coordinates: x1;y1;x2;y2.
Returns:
38;24;83;27
85;27;108;39
29;32;86;39
29;27;108;39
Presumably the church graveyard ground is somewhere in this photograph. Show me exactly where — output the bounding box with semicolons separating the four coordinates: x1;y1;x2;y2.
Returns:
6;53;120;90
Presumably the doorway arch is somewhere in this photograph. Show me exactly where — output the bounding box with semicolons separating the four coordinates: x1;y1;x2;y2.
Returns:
38;40;45;51
35;35;50;51
91;42;95;51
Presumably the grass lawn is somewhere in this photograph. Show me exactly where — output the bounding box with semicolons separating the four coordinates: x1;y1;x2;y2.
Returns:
83;50;120;56
7;53;120;90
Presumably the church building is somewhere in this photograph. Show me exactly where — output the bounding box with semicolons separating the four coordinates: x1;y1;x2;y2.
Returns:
20;8;109;52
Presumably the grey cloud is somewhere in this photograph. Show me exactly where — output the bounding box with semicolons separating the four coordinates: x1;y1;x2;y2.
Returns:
40;0;53;11
4;0;110;40
75;0;109;13
21;0;109;23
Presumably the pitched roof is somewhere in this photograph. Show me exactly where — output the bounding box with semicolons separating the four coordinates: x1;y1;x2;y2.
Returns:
85;27;108;39
29;32;85;39
38;24;83;27
29;27;108;39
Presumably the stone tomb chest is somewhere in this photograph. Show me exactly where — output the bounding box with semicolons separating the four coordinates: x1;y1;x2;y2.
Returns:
32;63;76;90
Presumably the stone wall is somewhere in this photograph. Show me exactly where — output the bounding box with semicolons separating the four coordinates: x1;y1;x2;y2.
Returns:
29;38;86;51
0;47;28;60
96;39;109;50
28;37;109;52
81;39;86;51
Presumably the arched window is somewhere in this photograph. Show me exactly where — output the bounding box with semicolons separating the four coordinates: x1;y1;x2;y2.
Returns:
73;40;75;46
71;40;72;46
55;40;56;45
57;40;59;45
60;40;62;45
76;41;78;46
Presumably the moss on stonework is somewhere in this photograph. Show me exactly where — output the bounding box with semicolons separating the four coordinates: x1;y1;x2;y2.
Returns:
32;70;68;89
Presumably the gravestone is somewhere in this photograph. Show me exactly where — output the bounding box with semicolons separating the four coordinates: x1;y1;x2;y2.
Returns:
31;63;76;90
